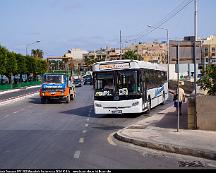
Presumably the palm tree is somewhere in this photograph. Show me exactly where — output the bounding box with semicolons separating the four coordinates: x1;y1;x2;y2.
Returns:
122;50;142;60
31;49;44;58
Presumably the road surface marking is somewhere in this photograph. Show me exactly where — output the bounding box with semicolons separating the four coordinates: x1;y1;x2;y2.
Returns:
74;151;80;159
107;133;117;146
207;163;216;168
85;123;89;127
86;118;90;121
0;114;10;121
0;93;38;107
82;130;87;133
79;138;84;143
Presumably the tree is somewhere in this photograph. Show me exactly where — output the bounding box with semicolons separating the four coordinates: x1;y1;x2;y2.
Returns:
84;57;96;70
31;49;44;58
0;45;7;76
36;59;48;75
5;52;18;83
15;53;27;82
197;65;216;96
122;50;142;60
26;56;37;81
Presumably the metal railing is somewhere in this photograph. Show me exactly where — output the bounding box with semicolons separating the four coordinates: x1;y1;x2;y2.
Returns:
0;81;41;91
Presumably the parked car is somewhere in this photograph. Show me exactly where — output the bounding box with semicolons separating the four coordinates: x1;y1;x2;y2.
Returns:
83;77;93;85
0;75;9;84
74;78;82;87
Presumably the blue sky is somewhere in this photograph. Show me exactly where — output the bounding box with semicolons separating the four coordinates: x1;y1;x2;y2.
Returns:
0;0;215;57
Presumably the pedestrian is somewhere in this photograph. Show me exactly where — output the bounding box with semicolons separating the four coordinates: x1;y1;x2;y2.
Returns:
173;81;185;115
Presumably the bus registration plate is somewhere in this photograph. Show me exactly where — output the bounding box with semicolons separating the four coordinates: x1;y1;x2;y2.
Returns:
112;110;122;114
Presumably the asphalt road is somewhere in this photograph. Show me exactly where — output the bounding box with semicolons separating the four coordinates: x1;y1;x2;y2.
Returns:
0;85;215;169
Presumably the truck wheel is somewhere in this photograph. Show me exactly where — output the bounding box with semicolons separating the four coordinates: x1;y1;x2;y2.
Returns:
66;94;71;103
41;97;47;104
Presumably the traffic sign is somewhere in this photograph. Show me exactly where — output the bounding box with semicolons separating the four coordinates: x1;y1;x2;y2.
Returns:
169;40;201;64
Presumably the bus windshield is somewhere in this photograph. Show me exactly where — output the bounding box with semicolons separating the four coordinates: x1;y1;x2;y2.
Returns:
95;72;114;90
94;70;140;97
117;70;139;95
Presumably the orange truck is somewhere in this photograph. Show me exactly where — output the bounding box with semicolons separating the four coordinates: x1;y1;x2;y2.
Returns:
39;73;76;104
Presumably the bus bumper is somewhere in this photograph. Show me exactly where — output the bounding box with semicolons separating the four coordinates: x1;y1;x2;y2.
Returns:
94;99;143;115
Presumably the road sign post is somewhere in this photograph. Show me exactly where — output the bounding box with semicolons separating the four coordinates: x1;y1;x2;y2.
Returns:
169;40;201;132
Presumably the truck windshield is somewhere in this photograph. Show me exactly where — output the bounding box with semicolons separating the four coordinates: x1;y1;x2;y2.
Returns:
43;75;64;84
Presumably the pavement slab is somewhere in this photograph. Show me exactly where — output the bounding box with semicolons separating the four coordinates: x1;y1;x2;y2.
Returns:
114;103;216;160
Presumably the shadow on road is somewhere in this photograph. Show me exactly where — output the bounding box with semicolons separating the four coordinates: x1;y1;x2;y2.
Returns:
60;105;142;119
29;97;68;104
154;102;188;129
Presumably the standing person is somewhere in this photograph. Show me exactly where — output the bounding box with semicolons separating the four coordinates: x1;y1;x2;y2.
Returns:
173;81;185;115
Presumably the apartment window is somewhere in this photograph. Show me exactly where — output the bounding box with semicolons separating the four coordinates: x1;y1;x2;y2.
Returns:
205;48;208;53
212;47;215;52
212;53;216;57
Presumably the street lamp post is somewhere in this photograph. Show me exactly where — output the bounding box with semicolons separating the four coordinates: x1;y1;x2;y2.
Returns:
147;25;169;81
26;40;40;56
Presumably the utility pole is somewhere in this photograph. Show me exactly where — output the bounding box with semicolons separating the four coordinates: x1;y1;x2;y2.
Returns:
26;40;40;56
166;28;169;82
120;30;122;60
193;0;198;129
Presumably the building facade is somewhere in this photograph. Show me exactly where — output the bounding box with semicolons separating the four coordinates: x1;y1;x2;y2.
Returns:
201;35;216;65
123;42;167;64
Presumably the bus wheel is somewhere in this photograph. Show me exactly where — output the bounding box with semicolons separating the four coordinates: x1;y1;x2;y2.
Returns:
146;98;151;114
161;92;165;105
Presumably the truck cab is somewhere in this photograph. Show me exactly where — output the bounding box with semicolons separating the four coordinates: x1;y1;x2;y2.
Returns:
39;73;76;104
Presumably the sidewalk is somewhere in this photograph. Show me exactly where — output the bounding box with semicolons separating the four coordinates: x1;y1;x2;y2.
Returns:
114;101;216;160
0;85;40;95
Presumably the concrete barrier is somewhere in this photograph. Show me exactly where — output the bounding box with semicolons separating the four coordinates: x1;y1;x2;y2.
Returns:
196;96;216;131
187;97;196;129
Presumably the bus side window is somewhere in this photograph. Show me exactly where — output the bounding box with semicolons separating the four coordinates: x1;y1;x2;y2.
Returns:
144;69;150;89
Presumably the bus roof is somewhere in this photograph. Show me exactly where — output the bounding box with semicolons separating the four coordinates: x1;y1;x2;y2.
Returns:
92;60;167;72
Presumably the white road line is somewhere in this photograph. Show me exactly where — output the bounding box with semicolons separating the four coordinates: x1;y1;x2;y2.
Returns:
79;138;84;143
86;118;90;121
0;114;10;121
85;123;89;127
82;130;87;133
207;163;216;168
0;93;38;107
74;151;80;159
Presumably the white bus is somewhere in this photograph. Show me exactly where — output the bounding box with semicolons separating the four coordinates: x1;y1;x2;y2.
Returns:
92;60;168;115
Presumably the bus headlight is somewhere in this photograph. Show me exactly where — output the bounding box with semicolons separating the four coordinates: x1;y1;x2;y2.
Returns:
95;103;102;107
132;101;139;106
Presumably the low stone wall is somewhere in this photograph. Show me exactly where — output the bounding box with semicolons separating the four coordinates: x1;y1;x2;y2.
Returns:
196;96;216;131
